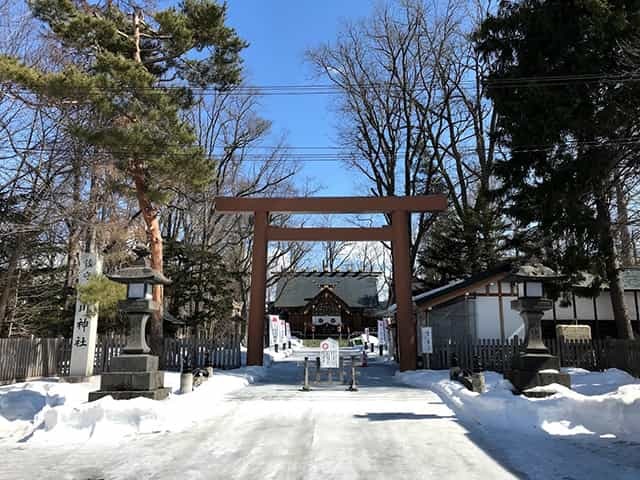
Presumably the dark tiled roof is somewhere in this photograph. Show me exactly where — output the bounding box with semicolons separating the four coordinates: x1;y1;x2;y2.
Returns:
412;263;514;306
412;265;640;310
274;272;380;309
574;267;640;290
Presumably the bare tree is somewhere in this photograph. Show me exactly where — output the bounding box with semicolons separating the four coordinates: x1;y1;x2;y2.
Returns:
308;0;504;282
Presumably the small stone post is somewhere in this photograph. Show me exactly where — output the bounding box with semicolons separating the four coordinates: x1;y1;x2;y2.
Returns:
180;372;193;394
347;355;358;391
301;356;310;391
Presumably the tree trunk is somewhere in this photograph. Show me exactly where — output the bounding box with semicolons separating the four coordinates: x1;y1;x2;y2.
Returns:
130;9;164;357
64;155;83;309
132;168;164;356
0;243;20;336
595;190;635;339
615;181;633;267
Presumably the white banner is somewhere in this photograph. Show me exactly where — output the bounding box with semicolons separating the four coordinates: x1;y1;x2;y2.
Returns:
279;319;286;344
312;315;341;326
285;322;291;341
269;315;280;347
377;319;387;345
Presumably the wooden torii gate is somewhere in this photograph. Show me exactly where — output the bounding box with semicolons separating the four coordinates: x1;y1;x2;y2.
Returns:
215;195;447;371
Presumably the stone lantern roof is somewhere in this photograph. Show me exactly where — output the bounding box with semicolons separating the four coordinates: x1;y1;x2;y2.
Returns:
106;250;172;286
511;263;564;282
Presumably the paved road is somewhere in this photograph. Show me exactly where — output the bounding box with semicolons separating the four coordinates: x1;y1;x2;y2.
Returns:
0;348;520;480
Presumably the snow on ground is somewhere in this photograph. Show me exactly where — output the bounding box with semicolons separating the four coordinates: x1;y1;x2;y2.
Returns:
0;351;282;445
396;367;640;442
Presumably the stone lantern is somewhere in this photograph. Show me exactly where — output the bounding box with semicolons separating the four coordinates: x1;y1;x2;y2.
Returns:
89;248;172;401
505;263;571;396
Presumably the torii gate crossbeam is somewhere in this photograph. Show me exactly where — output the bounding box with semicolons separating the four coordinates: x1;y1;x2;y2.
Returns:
215;195;447;372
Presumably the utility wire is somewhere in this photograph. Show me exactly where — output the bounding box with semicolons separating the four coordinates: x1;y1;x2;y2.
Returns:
4;137;640;162
2;72;640;97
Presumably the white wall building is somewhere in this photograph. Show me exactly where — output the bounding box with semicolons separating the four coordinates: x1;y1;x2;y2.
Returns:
413;265;640;345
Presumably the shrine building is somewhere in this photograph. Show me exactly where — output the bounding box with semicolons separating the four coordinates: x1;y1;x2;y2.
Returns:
271;271;382;338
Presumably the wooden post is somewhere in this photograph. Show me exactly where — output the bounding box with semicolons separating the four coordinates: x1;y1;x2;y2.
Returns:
392;210;416;371
247;211;268;366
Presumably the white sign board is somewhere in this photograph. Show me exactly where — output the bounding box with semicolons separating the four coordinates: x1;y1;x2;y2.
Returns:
377;319;387;345
319;338;339;368
285;322;291;341
364;327;370;343
69;253;102;377
420;326;433;354
269;315;280;347
279;319;286;344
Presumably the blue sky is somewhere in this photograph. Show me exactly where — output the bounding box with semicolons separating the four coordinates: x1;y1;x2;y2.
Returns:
225;1;377;196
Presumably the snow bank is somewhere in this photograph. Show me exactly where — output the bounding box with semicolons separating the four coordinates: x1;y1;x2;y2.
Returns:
0;367;267;445
396;368;640;442
0;378;99;441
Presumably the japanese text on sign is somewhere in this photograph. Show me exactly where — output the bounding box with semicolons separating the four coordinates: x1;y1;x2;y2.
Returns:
420;326;433;354
319;338;339;368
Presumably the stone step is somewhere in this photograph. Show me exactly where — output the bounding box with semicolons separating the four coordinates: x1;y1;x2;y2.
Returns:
88;388;170;401
99;371;165;391
110;354;159;373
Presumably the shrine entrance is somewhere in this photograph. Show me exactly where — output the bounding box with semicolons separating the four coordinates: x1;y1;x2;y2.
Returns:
215;195;446;371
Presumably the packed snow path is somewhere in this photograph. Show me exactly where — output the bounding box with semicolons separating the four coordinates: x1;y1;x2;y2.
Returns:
1;348;638;479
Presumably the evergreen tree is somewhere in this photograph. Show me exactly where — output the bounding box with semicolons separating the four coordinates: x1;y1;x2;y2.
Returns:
0;1;246;351
419;205;507;287
163;239;233;338
476;0;640;338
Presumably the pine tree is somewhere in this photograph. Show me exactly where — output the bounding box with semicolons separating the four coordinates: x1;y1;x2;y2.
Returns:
419;205;507;287
0;0;246;352
476;0;640;339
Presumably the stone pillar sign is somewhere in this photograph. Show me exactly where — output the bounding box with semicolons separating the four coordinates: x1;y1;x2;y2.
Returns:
69;252;102;378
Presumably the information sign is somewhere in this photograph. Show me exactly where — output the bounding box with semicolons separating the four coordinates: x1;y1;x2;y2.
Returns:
319;338;339;368
420;326;433;354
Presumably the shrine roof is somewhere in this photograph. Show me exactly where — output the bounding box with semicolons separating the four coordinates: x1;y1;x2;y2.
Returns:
273;271;380;309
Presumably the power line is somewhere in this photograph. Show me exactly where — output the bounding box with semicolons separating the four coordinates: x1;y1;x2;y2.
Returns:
4;136;640;162
2;72;639;98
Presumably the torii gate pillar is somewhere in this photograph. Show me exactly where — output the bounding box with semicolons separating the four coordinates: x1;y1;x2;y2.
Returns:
216;195;447;372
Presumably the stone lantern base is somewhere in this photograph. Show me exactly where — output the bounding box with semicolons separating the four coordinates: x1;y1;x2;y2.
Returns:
89;354;170;401
505;353;570;397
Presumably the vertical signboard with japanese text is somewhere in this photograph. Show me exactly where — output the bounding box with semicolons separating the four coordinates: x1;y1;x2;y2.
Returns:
69;253;102;377
279;318;286;345
420;326;433;355
377;319;387;345
269;315;280;347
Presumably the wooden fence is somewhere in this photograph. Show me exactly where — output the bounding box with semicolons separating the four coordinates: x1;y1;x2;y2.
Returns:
428;338;640;377
0;338;71;384
1;334;242;384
